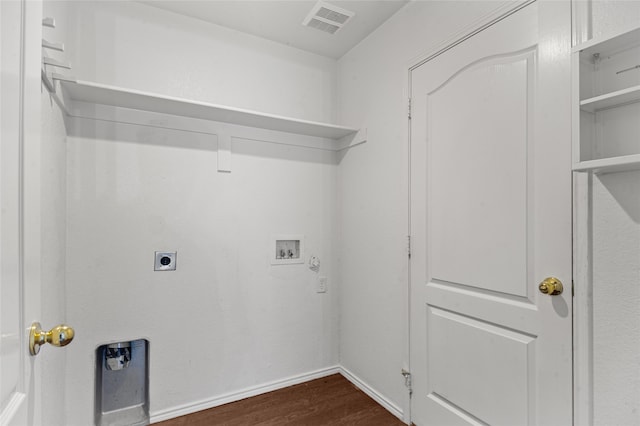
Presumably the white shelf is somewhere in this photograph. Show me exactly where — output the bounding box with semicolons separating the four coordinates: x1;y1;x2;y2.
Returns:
580;85;640;112
573;154;640;174
573;25;640;56
59;80;358;140
573;25;640;176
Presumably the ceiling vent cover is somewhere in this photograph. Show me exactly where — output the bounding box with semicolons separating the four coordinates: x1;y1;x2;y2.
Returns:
303;1;354;35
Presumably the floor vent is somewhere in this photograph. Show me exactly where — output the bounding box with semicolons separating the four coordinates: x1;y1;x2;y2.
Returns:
303;1;354;35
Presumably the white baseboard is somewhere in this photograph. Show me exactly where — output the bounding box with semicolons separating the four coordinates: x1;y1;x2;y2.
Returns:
338;366;405;422
150;366;341;424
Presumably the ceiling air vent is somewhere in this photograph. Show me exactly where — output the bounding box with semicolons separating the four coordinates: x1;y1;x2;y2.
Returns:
303;1;354;35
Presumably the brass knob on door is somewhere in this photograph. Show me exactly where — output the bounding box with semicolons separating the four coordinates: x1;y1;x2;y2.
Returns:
539;277;563;296
29;322;75;356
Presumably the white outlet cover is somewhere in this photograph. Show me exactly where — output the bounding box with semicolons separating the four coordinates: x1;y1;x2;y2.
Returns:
317;276;327;293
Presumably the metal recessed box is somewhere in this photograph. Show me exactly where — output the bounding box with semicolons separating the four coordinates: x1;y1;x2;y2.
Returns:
154;252;176;271
95;339;149;426
271;235;305;265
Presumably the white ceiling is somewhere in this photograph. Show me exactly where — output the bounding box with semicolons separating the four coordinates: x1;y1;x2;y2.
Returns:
139;1;409;58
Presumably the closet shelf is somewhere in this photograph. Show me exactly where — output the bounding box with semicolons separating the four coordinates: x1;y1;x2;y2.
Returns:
580;85;640;112
573;25;640;56
573;154;640;174
59;80;358;140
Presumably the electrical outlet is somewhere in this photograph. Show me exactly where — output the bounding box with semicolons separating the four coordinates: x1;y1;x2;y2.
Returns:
317;276;327;293
154;251;177;271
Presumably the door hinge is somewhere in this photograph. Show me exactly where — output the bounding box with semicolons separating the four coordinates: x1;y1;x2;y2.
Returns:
401;369;412;394
407;235;411;259
408;98;412;120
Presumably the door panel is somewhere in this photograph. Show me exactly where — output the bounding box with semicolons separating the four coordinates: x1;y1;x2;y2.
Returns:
427;306;534;426
429;50;533;297
410;2;572;425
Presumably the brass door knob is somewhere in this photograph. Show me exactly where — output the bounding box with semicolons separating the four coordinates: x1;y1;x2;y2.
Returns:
29;322;75;356
539;277;563;296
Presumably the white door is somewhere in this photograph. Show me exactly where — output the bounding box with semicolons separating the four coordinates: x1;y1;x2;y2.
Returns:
1;1;43;424
409;2;572;425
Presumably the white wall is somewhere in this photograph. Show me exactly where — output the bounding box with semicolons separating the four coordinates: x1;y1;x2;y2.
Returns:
336;1;521;418
65;119;339;425
61;2;340;424
592;171;640;426
589;0;640;38
66;1;337;124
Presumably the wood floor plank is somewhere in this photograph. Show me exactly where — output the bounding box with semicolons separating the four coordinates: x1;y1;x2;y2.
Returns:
155;374;405;425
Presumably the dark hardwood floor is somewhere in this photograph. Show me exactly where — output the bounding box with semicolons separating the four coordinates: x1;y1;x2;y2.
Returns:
156;374;405;426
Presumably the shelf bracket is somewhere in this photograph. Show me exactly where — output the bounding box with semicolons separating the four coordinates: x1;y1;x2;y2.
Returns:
42;17;55;28
217;133;232;173
42;39;64;52
337;127;367;152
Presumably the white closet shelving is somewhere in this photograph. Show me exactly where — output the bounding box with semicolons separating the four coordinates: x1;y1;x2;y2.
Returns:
579;84;640;112
573;26;640;173
572;23;640;426
572;153;640;173
59;80;359;140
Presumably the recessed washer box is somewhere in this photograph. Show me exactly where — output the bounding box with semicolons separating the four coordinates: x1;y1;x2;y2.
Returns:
271;235;304;265
154;251;176;271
